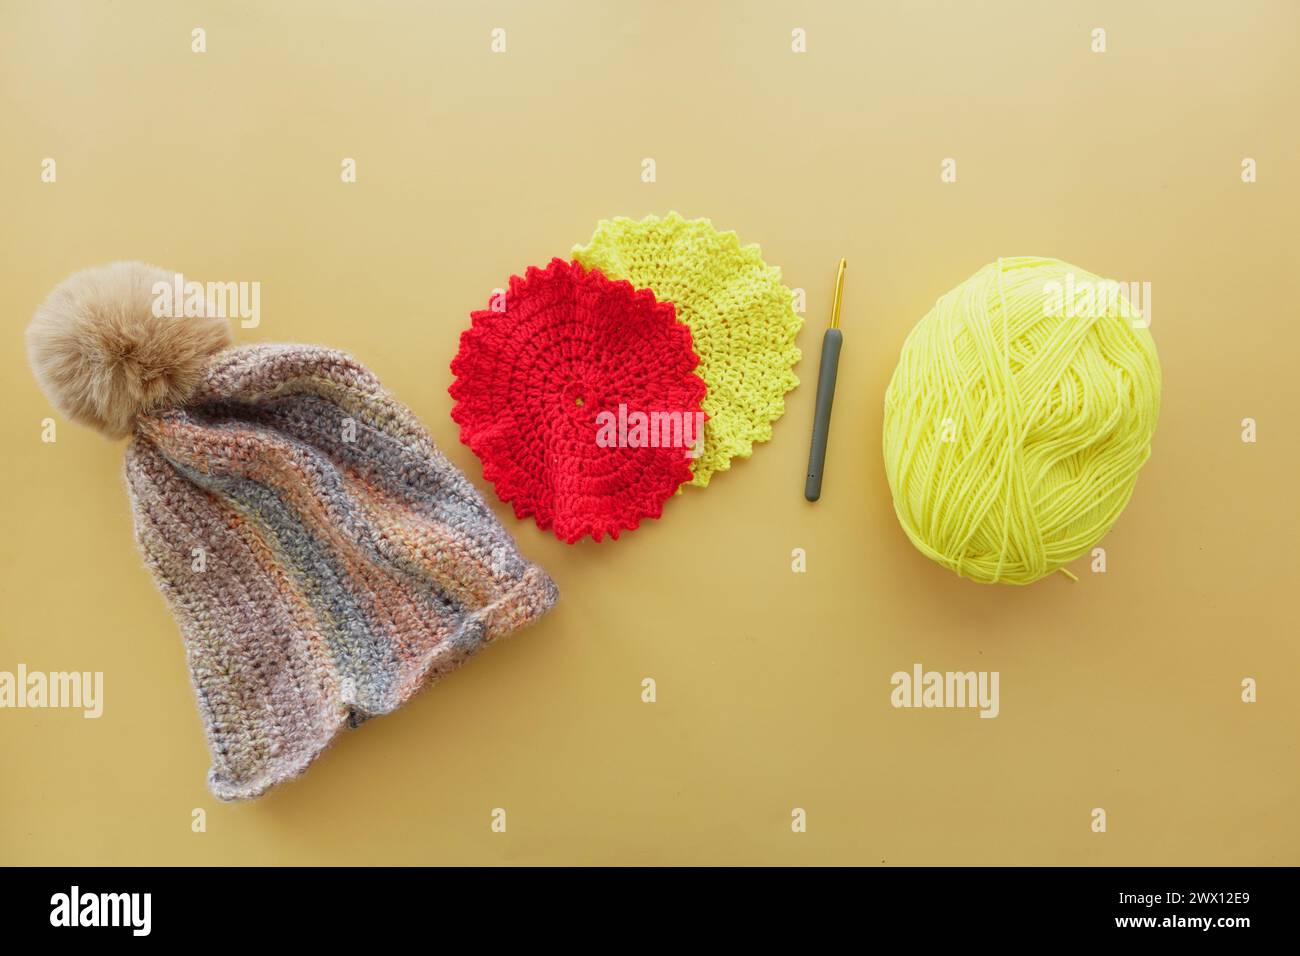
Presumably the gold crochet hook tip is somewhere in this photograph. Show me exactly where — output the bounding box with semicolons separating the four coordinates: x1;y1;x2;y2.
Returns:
830;258;847;329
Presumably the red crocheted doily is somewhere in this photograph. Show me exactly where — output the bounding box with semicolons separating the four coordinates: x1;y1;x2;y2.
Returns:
449;259;706;543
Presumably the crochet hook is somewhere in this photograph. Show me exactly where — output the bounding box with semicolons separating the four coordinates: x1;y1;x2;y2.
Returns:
804;258;845;502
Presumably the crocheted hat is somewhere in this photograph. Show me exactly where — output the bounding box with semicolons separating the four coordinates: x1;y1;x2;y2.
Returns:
572;212;803;487
26;262;558;800
450;258;706;543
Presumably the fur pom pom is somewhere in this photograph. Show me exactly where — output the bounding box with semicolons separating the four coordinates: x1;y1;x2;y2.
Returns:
26;262;232;438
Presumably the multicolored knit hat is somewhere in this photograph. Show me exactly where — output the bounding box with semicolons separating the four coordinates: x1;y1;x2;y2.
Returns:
26;262;558;800
450;258;706;543
573;212;803;487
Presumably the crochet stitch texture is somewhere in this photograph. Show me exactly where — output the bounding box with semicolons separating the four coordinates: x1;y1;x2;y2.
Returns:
125;344;558;800
450;258;706;543
572;212;803;487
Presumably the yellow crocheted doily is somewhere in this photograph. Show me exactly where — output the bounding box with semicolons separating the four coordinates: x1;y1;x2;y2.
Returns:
572;213;803;487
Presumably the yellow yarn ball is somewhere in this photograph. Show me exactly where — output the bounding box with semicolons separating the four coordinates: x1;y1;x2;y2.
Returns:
882;257;1161;585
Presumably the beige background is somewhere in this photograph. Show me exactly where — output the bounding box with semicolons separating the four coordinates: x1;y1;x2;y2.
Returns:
1;0;1297;865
